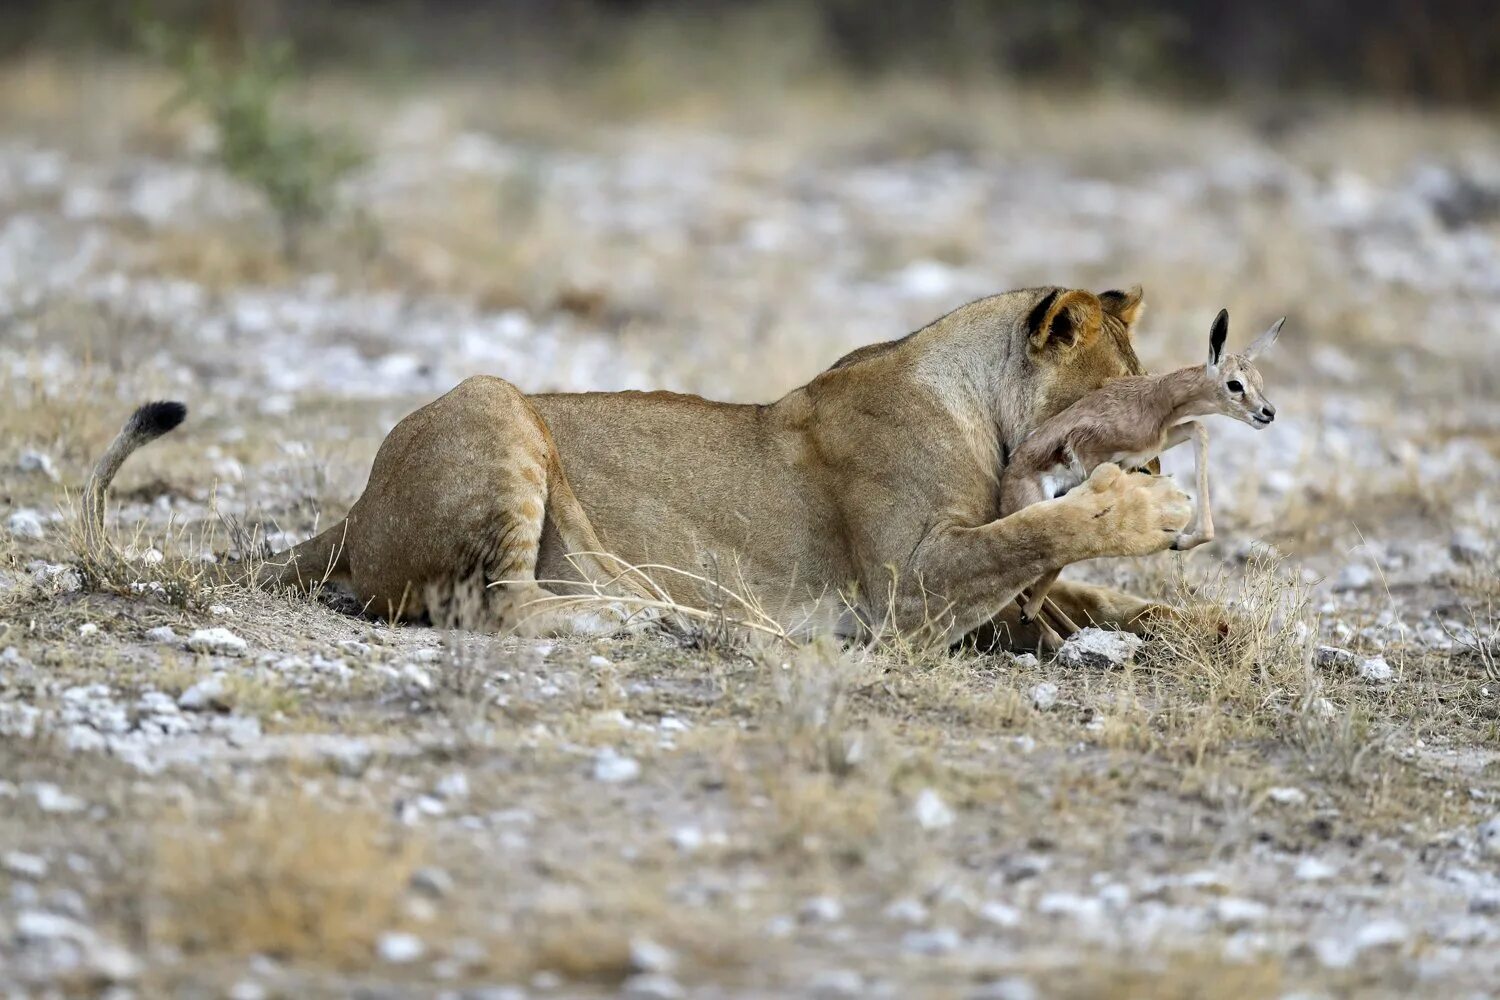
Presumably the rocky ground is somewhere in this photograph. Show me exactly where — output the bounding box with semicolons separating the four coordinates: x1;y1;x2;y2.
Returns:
2;58;1500;998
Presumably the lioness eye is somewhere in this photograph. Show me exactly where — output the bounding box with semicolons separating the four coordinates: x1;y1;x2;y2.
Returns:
1226;380;1243;393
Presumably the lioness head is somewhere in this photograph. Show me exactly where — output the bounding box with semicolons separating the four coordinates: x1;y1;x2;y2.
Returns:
1021;285;1146;433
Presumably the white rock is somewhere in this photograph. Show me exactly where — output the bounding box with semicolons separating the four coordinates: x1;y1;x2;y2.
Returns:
1353;918;1409;951
913;787;955;830
671;826;704;853
1266;786;1308;806
376;931;426;964
798;896;844;924
1295;857;1338;881
883;898;930;925
622;973;684;1000
435;772;470;799
1215;897;1269;928
32;783;85;814
4;851;48;878
7;509;44;540
1314;645;1358;671
629;937;678;974
17;449;58;481
1029;682;1059;711
178;675;231;712
185;627;248;657
1010;652;1040;670
1036;892;1105;923
1334;563;1375;591
1358;656;1393;682
901;927;962;955
1056;628;1142;670
970;976;1040;1000
32;562;82;593
78;623;99;638
809;968;865;998
1450;528;1488;565
410;867;453;898
1478;813;1500;859
209;603;233;616
977;901;1022;928
588;654;613;668
592;749;641;784
144;626;177;643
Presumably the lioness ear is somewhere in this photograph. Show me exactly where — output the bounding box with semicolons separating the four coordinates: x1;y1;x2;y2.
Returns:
1207;308;1229;372
1027;289;1103;353
1099;284;1145;331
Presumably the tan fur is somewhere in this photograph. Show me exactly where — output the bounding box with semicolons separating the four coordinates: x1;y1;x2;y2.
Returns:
1001;310;1283;625
85;286;1195;646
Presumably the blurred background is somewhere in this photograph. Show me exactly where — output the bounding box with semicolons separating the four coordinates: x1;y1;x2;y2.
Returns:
2;0;1499;567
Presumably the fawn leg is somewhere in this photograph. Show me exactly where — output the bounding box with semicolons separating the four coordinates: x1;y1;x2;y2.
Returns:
1172;422;1215;550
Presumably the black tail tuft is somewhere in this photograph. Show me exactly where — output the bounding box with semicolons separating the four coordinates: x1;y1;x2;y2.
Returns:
129;401;187;439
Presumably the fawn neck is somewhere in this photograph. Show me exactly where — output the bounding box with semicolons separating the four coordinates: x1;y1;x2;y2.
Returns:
1157;365;1220;423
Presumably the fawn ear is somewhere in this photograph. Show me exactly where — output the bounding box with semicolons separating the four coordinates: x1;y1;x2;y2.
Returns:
1027;289;1103;354
1244;317;1285;360
1099;284;1145;331
1207;309;1229;372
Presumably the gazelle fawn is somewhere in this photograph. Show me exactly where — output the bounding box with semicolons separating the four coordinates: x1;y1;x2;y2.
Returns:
1001;308;1284;646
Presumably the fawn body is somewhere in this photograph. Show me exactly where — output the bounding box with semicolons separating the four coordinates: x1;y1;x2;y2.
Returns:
1001;309;1284;640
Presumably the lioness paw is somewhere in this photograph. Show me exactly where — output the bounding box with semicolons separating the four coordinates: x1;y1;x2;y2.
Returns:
1073;470;1190;559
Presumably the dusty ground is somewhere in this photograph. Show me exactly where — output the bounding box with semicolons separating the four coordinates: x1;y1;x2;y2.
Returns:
2;56;1500;998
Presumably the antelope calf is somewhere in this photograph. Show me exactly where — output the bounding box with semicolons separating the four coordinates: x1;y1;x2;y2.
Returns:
1002;309;1284;643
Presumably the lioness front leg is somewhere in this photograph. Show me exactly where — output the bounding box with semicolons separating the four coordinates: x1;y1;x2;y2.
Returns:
900;464;1191;647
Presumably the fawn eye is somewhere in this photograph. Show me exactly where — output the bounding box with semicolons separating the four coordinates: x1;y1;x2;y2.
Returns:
1226;379;1243;393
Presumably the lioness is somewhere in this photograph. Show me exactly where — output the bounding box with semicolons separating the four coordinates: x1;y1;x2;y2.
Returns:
86;285;1191;647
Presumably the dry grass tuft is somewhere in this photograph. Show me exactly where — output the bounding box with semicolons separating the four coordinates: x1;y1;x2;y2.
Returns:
147;791;423;965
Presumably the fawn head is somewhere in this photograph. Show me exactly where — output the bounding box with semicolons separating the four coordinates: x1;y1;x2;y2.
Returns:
1206;309;1283;428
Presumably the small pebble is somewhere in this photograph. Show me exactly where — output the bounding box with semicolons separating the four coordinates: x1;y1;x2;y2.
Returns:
7;509;45;540
376;931;426;964
592;749;641;784
1029;682;1059;711
913;788;955;830
185;627;248;657
1358;656;1393;682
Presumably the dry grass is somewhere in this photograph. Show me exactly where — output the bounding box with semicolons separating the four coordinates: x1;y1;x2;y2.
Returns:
146;791;423;965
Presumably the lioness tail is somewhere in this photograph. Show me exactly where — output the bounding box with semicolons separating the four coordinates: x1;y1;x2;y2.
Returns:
82;401;187;561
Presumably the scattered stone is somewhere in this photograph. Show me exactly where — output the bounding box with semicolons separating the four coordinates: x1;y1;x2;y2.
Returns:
410;867;453;898
592;748;641;784
1295;857;1338;882
1267;786;1308;806
1478;813;1500;859
1333;563;1375;591
622;973;684;1000
1029;682;1059;711
32;562;82;593
977;900;1022;928
435;772;470;799
144;626;177;643
4;851;48;879
798;896;844;924
1010;652;1040;670
1358;656;1394;683
339;639;371;657
8;509;45;540
1215;897;1269;928
588;654;613;668
1450;528;1489;565
1055;628;1142;670
913;787;955;830
883;898;929;925
671;826;704;853
32;783;85;814
17;449;58;481
178;675;232;712
629;937;678;974
970;977;1040;1000
401;663;434;691
901;927;962;955
185;627;248;657
376;931;425;964
1353;918;1409;951
1314;645;1358;671
809;968;865;998
77;623;99;638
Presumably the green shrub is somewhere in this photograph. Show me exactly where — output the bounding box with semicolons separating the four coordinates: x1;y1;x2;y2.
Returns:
142;21;364;260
